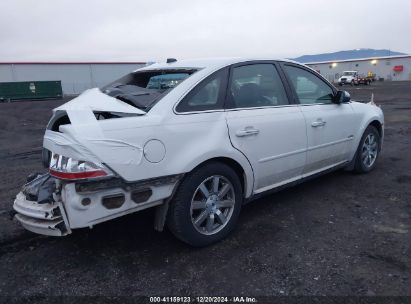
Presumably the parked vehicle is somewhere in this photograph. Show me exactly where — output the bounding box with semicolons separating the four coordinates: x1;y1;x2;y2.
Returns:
13;58;384;246
367;71;377;82
337;71;359;86
357;74;372;85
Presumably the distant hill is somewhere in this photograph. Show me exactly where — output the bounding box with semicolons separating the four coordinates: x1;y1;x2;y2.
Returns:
292;49;407;63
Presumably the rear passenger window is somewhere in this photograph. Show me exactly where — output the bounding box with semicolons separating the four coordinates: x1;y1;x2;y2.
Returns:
229;64;289;109
176;69;227;112
187;78;220;107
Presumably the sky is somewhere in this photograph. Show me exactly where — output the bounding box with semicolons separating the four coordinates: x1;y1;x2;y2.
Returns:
0;0;410;62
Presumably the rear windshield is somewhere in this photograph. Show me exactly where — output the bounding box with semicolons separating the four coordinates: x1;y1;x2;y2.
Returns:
101;69;198;111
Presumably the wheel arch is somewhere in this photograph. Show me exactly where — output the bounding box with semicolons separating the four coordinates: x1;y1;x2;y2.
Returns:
155;155;252;234
185;155;254;199
361;118;384;151
348;116;384;168
192;157;248;198
350;120;382;173
369;119;383;140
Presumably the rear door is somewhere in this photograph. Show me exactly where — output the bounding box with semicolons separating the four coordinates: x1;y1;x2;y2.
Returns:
281;63;356;175
225;62;307;194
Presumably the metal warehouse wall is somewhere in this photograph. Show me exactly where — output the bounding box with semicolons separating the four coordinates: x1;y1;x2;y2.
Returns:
307;56;411;83
0;63;146;95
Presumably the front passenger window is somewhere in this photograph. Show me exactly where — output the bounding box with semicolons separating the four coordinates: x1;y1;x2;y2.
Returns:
284;65;334;104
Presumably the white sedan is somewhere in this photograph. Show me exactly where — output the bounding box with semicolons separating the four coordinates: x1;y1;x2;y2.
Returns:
14;58;384;246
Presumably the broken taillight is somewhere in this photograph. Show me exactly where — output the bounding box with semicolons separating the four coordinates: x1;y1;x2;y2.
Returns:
49;153;113;181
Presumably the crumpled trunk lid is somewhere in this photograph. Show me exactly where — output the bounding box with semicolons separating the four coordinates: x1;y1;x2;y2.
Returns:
54;88;146;116
43;88;149;180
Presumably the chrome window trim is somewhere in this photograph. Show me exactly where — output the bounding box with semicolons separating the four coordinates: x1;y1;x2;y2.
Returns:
172;101;352;115
174;104;299;115
173;109;226;115
224;104;298;112
299;101;352;106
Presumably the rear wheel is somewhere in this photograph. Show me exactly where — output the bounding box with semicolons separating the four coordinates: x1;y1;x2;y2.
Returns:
354;125;380;173
167;162;243;247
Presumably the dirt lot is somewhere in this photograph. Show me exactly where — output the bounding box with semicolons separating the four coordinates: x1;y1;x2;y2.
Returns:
0;82;410;297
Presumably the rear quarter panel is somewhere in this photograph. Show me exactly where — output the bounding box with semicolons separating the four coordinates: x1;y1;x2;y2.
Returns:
92;111;255;197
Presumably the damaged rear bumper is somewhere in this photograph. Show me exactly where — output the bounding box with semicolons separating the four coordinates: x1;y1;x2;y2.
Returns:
13;173;182;236
13;192;71;236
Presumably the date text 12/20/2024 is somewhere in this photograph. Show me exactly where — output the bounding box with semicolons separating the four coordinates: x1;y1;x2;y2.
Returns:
149;296;257;303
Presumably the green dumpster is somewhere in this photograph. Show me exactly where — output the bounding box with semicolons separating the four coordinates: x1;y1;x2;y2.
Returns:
0;81;63;101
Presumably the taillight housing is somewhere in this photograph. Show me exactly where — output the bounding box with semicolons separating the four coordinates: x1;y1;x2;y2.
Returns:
49;153;113;181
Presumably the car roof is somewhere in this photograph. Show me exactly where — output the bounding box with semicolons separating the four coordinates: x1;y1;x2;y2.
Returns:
135;57;300;72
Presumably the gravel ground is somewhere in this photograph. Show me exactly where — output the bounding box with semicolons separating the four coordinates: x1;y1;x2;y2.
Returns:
0;82;410;297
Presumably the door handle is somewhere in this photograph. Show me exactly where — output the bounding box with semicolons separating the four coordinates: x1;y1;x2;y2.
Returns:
311;119;326;127
235;127;260;137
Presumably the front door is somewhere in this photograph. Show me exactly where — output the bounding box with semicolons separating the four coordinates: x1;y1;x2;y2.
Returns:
225;63;307;194
282;63;356;175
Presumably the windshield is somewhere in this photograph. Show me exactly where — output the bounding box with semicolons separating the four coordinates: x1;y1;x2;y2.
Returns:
342;71;355;76
101;69;197;111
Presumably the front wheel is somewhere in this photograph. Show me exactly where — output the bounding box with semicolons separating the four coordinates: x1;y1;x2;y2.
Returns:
167;162;243;247
354;125;380;173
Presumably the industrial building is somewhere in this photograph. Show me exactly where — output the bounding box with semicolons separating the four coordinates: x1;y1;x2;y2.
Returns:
1;56;409;101
306;55;411;83
0;62;146;96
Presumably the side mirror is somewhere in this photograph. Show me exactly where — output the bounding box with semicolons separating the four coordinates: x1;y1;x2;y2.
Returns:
333;90;351;104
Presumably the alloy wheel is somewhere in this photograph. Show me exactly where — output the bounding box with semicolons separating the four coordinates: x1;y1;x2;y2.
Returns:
190;175;235;235
362;133;378;168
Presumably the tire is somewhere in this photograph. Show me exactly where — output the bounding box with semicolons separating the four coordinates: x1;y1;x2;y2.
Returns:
167;162;243;247
354;125;380;173
351;80;355;86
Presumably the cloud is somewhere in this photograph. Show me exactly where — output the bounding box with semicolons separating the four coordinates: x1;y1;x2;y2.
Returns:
0;0;410;61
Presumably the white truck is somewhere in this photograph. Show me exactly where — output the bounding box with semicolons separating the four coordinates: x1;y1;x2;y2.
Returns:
337;71;359;86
